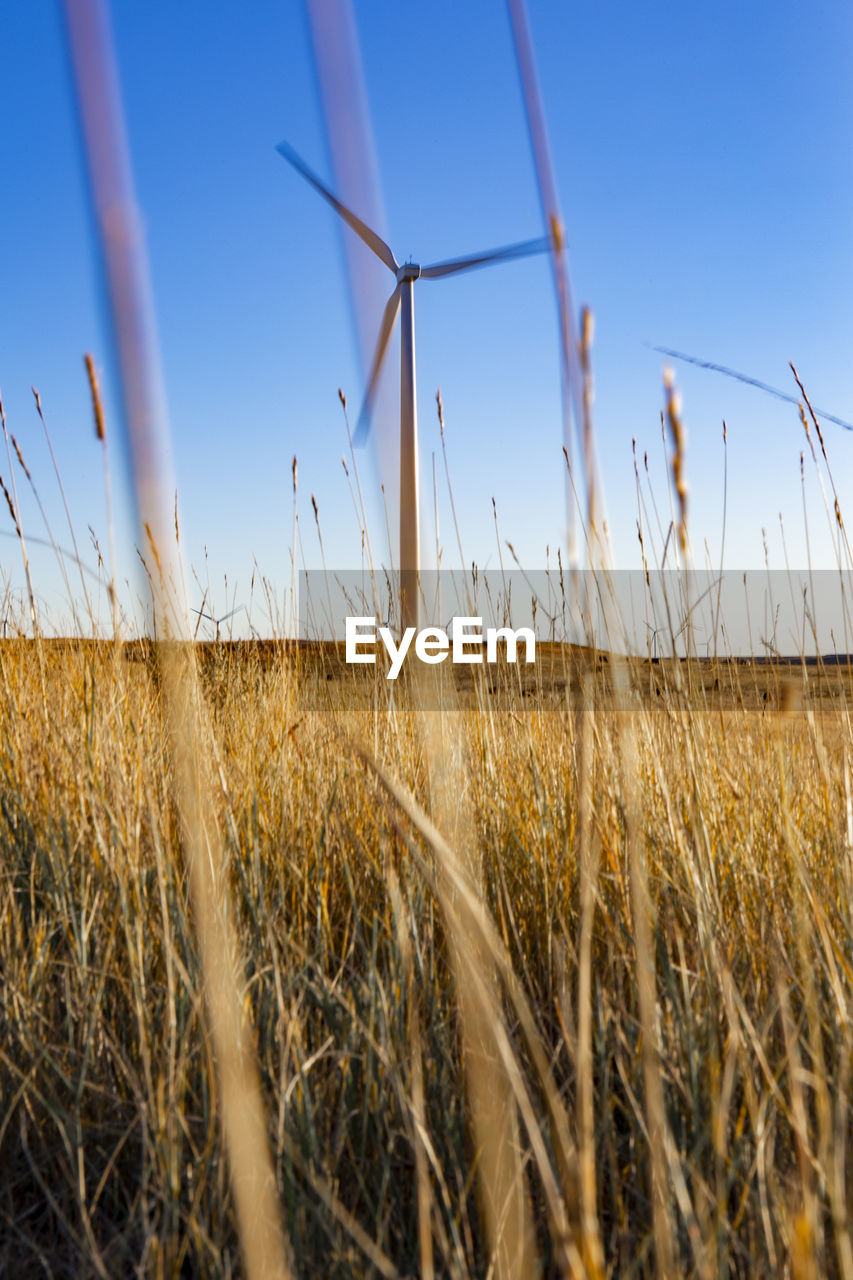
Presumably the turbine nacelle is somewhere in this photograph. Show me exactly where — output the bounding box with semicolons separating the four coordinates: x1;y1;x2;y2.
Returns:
396;263;422;283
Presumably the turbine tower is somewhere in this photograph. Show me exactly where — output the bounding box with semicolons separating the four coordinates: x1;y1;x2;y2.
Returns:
277;140;550;629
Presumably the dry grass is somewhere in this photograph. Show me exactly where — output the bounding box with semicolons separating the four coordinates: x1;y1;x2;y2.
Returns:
43;8;853;1274
1;631;852;1276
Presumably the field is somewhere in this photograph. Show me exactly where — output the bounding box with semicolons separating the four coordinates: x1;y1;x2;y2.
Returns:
7;12;851;1274
3;0;849;1274
2;632;853;1277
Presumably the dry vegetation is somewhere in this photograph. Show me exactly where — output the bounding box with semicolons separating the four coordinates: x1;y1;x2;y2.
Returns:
4;334;852;1278
2;626;853;1277
25;8;853;1274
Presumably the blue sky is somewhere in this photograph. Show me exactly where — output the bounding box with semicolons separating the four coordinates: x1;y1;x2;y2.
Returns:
1;2;852;635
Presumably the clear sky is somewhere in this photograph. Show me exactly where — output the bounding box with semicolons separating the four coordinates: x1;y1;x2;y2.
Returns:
1;2;852;636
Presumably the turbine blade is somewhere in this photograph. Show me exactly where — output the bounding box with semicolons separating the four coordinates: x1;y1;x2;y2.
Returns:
218;605;245;624
420;235;549;279
353;285;402;445
276;140;398;273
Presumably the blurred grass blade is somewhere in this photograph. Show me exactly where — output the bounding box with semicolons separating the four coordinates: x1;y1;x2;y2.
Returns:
506;0;607;565
351;729;587;1279
653;345;853;433
61;3;292;1276
304;0;400;545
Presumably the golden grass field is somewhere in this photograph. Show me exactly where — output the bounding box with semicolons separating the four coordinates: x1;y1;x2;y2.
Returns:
21;9;853;1274
3;631;853;1277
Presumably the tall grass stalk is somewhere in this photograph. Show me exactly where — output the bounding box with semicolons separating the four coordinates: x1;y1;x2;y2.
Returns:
85;353;120;642
31;387;94;624
62;3;291;1275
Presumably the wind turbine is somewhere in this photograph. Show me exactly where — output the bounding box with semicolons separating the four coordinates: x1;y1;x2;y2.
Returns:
192;604;245;643
277;140;550;628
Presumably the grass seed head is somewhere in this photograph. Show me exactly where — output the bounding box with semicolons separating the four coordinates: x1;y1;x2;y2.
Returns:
664;366;688;554
84;353;106;442
11;435;31;481
0;475;19;531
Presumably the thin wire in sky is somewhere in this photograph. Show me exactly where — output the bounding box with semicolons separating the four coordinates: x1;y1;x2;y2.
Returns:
652;345;853;433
